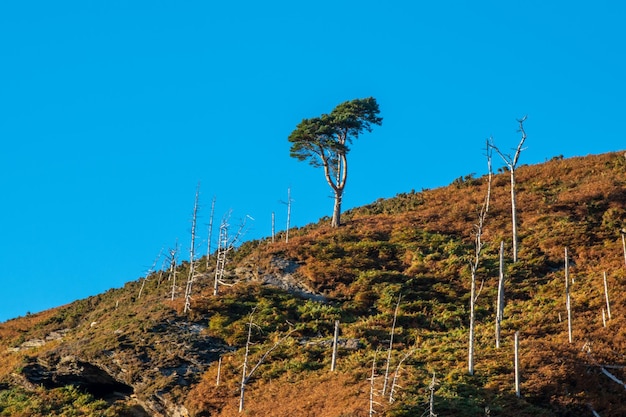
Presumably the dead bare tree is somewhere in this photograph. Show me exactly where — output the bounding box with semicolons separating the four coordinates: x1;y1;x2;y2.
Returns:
427;372;438;417
490;116;527;263
239;309;294;413
184;184;200;314
169;241;179;301
368;348;381;417
565;247;572;343
514;331;520;397
206;195;216;270
621;229;626;268
331;320;339;372
138;249;163;300
382;293;402;396
495;240;505;348
388;349;414;403
603;271;612;321
271;212;275;243
468;144;493;375
280;187;294;243
213;211;250;296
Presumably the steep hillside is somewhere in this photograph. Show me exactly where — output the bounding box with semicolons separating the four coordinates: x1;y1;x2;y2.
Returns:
1;151;626;417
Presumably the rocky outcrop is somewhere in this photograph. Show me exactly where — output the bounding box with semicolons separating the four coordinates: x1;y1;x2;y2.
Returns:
21;355;134;399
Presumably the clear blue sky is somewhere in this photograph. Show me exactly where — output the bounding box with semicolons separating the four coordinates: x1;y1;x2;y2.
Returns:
1;1;624;322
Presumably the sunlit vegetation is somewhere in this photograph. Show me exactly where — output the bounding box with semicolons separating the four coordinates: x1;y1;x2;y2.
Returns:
1;151;625;416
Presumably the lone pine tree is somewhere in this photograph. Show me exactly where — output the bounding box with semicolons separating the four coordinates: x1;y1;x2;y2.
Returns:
288;97;382;227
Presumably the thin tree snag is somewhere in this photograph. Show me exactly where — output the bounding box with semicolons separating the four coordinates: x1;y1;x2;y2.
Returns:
514;331;520;398
428;372;437;417
184;184;200;314
206;195;216;270
216;356;222;386
284;187;293;243
331;320;339;372
496;240;505;348
565;248;572;343
213;212;250;296
169;241;179;301
388;349;414;403
138;249;162;300
603;271;611;321
239;309;294;413
468;146;492;375
490;116;527;263
368;349;380;417
382;293;402;396
621;229;626;268
271;211;275;243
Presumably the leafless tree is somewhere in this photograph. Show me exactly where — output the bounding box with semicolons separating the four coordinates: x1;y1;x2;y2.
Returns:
388;348;414;403
368;348;381;417
514;331;521;397
138;249;163;300
603;271;612;321
168;241;179;301
565;248;572;343
490;116;527;263
206;195;216;270
382;293;402;396
213;211;250;296
280;187;294;243
184;184;200;314
468;144;493;375
239;309;294;413
427;372;438;417
495;240;505;348
331;320;340;372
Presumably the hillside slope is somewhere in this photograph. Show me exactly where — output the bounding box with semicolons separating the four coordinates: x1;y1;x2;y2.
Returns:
1;151;626;417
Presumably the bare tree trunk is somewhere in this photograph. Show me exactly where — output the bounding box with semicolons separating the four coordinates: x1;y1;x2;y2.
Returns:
216;356;222;386
428;372;437;416
369;349;379;417
286;188;291;243
271;212;275;243
565;248;572;343
184;184;200;314
490;116;527;263
213;213;249;296
509;168;518;262
239;312;254;413
239;309;294;413
169;242;178;301
138;250;162;300
213;219;228;297
331;320;339;372
206;196;216;270
603;271;612;321
469;266;477;375
388;349;413;403
496;240;505;348
468;145;492;375
382;294;401;396
622;231;626;268
514;331;520;397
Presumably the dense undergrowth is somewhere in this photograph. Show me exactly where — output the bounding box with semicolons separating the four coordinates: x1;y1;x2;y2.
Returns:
1;151;626;416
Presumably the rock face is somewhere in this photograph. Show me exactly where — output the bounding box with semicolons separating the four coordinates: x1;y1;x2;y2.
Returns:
21;355;134;399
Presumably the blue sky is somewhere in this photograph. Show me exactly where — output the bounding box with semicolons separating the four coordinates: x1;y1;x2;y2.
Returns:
1;1;624;322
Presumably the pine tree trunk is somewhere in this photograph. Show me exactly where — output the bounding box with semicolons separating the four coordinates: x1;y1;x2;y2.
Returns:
331;188;343;228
